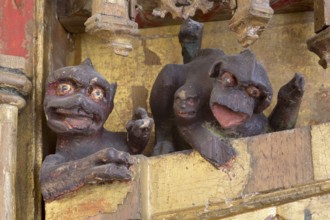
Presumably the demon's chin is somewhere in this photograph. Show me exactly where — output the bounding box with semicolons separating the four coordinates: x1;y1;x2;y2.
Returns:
211;104;249;129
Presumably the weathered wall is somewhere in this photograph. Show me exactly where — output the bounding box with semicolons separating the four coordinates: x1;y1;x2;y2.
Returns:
69;11;329;137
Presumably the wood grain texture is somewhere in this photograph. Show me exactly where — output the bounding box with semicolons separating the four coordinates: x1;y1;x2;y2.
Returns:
244;127;314;194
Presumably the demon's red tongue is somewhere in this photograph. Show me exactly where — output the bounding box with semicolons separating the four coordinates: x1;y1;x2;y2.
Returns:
211;104;249;128
65;117;92;129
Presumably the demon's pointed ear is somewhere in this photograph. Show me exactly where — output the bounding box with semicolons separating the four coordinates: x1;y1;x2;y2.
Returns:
81;58;94;68
109;83;117;98
208;61;222;78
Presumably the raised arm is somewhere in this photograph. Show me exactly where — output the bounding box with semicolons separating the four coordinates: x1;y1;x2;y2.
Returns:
268;73;305;131
126;107;153;154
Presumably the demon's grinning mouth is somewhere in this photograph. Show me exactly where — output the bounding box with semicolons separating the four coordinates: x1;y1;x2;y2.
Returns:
176;110;196;118
211;104;249;128
54;108;94;119
48;107;100;130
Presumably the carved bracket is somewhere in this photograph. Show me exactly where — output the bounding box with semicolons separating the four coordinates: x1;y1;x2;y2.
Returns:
229;0;274;48
152;0;214;19
307;27;330;69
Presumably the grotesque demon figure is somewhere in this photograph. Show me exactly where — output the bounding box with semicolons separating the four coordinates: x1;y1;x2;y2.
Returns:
40;59;153;201
150;49;304;167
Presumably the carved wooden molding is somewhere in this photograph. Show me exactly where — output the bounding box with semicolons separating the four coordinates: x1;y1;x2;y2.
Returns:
0;54;32;109
229;0;274;48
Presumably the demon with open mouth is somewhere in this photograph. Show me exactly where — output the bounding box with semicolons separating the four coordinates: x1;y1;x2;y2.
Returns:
40;58;153;201
150;48;304;167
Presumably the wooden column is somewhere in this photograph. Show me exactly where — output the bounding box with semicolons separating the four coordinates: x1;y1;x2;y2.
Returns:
0;104;18;220
0;54;32;219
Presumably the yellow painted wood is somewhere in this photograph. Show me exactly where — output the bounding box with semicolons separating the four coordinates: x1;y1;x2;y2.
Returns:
46;183;131;219
311;122;330;180
45;122;330;219
277;194;330;220
45;164;139;220
148;140;250;219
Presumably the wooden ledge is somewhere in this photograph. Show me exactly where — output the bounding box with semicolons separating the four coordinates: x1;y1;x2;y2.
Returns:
45;122;330;219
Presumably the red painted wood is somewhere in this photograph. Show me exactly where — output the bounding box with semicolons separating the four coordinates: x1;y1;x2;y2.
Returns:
0;0;34;57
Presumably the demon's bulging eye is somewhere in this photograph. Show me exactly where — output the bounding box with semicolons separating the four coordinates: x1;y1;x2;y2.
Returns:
56;82;74;96
219;72;237;87
246;85;261;98
90;86;105;101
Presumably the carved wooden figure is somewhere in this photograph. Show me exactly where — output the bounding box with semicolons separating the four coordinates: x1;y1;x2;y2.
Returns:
150;49;305;167
40;59;153;201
